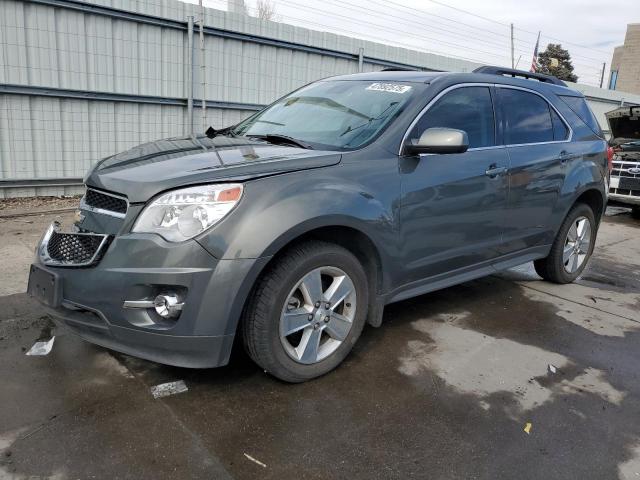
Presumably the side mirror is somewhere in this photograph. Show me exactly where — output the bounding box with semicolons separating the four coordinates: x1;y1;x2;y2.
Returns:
404;127;469;155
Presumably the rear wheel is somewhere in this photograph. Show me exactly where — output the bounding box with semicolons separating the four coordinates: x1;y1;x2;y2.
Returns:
242;241;368;382
632;206;640;219
534;203;596;284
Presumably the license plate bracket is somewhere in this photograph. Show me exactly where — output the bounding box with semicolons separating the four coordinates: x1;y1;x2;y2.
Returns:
27;264;61;308
610;176;620;189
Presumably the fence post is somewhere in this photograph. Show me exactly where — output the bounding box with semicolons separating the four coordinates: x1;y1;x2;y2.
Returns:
187;16;194;137
358;47;364;73
199;1;206;131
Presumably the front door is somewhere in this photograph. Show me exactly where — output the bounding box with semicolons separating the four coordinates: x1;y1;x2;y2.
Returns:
399;85;510;284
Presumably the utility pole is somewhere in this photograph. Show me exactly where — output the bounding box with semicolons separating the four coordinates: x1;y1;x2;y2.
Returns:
510;23;514;69
199;1;206;131
599;62;606;88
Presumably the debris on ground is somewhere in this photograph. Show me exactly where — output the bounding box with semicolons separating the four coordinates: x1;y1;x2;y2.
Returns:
150;380;188;399
0;195;81;211
25;337;55;356
548;364;557;374
523;422;532;435
244;453;267;468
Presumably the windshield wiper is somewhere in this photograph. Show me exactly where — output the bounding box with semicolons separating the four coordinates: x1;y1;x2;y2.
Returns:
205;125;237;138
340;102;399;137
247;134;313;149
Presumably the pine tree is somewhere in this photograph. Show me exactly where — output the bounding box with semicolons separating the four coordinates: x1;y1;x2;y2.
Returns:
537;44;578;83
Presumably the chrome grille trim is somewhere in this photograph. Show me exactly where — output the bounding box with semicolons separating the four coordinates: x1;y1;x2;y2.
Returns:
38;222;109;267
80;188;128;219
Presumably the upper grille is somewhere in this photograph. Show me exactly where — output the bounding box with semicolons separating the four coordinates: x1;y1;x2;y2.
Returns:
610;157;640;196
46;230;108;265
84;189;128;215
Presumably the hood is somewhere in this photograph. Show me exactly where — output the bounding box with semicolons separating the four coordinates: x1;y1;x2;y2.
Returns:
606;106;640;145
86;135;342;203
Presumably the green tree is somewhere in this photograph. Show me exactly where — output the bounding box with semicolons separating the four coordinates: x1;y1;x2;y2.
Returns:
536;44;578;83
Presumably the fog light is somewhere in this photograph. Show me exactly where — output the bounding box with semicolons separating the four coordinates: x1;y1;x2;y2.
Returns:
153;294;183;319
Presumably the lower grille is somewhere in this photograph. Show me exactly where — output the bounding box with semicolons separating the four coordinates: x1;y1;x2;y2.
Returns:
39;223;109;267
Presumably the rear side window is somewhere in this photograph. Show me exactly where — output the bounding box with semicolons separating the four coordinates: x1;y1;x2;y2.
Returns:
410;86;495;148
559;95;602;135
550;108;569;141
500;89;554;144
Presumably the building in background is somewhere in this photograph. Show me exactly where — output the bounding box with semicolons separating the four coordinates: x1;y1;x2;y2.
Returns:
609;24;640;95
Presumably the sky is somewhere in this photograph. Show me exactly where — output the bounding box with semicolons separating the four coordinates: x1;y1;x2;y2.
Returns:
184;0;637;87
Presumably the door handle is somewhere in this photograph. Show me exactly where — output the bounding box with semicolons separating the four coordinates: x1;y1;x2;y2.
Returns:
485;164;507;178
559;150;577;164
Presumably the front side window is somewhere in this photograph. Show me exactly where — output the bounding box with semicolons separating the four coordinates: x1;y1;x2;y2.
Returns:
500;89;554;145
233;80;417;150
409;86;496;149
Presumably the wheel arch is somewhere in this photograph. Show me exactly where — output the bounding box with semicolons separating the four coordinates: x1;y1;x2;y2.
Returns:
233;222;388;337
573;188;606;223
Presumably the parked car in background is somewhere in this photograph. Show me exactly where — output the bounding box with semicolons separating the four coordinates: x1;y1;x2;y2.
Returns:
28;66;608;382
607;105;640;218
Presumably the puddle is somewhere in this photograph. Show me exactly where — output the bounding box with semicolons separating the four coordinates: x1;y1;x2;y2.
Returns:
521;287;640;338
619;444;640;480
398;311;625;417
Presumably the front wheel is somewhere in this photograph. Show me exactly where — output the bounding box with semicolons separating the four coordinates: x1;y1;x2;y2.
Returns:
242;241;368;383
534;203;596;284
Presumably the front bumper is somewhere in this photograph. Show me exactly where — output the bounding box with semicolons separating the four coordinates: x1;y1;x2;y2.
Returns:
29;230;268;368
608;192;640;207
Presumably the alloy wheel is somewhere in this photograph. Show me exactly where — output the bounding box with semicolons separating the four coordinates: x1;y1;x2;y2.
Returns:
563;216;592;274
279;266;357;364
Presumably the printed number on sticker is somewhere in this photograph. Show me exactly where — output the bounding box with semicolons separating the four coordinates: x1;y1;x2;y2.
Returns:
366;83;412;94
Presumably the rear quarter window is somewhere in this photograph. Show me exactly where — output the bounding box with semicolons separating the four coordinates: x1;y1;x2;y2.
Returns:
559;95;602;136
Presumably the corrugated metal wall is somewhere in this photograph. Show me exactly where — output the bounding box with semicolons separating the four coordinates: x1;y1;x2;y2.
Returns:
1;0;639;197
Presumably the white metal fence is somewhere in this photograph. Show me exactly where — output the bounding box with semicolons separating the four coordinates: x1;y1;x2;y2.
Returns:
1;0;639;198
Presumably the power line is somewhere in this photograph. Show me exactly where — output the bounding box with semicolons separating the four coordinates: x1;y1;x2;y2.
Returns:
419;0;613;57
200;0;605;86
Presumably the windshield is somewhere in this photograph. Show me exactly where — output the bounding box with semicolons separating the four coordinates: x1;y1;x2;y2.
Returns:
233;80;416;150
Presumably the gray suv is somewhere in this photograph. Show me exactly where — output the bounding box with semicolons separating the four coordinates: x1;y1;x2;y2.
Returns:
28;66;608;382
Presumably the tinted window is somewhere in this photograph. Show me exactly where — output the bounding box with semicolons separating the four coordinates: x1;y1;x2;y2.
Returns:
410;86;495;148
559;95;602;135
500;89;553;144
550;107;569;141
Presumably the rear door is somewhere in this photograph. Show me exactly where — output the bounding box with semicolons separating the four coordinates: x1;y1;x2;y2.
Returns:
399;85;510;284
496;86;572;253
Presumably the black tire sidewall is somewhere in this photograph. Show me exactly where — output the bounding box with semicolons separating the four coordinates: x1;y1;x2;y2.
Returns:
260;245;368;382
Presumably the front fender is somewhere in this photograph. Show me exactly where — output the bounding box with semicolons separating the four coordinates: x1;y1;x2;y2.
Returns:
196;165;400;263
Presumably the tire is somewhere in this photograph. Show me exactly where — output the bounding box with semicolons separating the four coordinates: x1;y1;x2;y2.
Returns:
242;240;369;383
632;206;640;220
534;203;596;284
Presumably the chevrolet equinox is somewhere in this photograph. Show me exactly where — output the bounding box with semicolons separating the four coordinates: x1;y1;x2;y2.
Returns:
28;66;609;382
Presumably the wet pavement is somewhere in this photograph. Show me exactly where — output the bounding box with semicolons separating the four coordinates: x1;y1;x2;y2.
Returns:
1;208;639;479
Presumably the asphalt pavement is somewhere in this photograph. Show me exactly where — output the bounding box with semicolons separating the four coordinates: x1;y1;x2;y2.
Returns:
1;207;639;479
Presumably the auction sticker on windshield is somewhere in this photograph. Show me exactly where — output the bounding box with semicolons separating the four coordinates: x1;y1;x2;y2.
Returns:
366;83;412;94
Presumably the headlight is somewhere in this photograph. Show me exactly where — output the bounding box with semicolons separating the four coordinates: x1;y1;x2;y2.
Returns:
132;184;243;242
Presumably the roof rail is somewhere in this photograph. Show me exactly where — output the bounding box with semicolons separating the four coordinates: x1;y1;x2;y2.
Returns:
381;67;420;72
473;66;567;87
